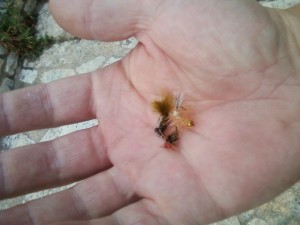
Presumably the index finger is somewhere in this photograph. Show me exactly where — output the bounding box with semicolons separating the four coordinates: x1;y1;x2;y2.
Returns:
0;74;95;136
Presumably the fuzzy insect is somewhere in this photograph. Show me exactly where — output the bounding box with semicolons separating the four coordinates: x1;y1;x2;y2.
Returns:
163;127;179;149
151;91;194;149
151;93;173;117
154;115;170;137
169;91;194;128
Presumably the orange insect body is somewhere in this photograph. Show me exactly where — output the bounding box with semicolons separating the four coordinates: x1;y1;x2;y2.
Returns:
166;91;194;130
151;91;194;149
169;108;194;128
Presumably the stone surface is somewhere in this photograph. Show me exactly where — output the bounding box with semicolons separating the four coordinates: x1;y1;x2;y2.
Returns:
210;216;241;225
0;43;6;55
24;39;124;69
24;0;37;15
36;3;74;39
0;196;25;210
254;183;300;225
0;58;5;74
17;68;38;84
104;56;122;67
0;77;14;93
24;129;48;143
287;220;300;225
4;52;19;77
13;79;31;90
1;133;35;149
75;55;106;74
247;218;269;225
40;68;75;83
40;120;98;142
121;37;139;49
260;0;300;8
22;183;75;204
238;209;256;225
0;0;5;9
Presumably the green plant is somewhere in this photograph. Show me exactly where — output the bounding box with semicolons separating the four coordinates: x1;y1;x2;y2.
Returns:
0;0;55;60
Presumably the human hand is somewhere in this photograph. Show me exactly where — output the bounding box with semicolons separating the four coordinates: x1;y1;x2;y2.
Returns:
1;0;300;224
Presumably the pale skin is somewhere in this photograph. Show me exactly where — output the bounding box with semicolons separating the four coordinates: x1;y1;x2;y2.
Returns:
0;0;300;224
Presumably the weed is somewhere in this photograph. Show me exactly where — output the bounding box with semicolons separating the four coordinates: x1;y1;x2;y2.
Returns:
0;0;55;60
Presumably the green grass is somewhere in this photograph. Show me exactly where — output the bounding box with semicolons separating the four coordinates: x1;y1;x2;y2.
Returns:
0;0;55;60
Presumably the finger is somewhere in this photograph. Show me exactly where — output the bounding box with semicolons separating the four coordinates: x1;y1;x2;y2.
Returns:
0;167;137;225
0;74;94;136
49;0;158;41
97;200;166;225
0;126;110;199
49;200;166;225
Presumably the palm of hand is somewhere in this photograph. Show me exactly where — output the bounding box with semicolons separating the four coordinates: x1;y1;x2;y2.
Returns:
86;1;299;224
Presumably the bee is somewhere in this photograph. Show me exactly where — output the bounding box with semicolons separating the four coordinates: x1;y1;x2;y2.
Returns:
154;115;170;137
152;92;172;138
163;127;179;149
151;91;194;149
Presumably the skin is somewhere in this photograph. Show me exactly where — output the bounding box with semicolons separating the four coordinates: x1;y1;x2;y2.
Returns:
0;0;300;224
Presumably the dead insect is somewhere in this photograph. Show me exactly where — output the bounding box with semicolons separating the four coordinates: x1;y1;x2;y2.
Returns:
163;127;179;149
151;92;173;117
169;91;194;128
154;115;170;137
152;90;194;149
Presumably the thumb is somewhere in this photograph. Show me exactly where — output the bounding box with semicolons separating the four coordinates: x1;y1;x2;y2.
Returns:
49;0;156;41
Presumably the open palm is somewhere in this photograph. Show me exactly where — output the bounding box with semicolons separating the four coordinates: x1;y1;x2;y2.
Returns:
1;0;300;224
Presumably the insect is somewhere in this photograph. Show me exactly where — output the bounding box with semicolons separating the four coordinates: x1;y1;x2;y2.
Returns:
151;91;194;149
154;115;170;137
163;127;179;149
169;91;194;128
151;92;173;117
